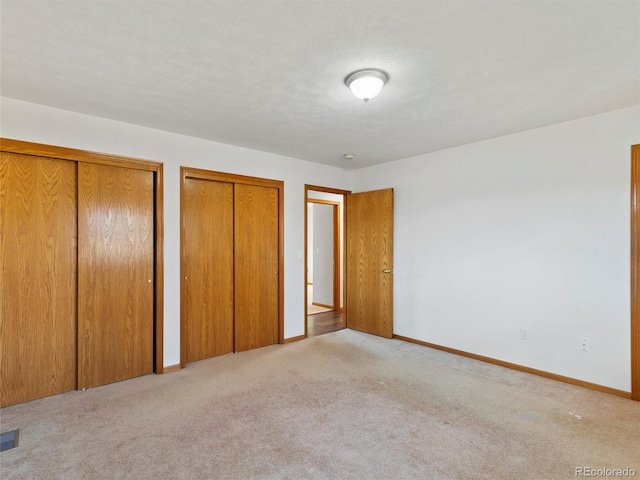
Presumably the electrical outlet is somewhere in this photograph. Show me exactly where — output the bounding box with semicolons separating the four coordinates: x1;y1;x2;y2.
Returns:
579;337;590;352
521;328;529;340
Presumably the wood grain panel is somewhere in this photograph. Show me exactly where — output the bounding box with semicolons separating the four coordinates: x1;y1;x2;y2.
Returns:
0;153;77;406
345;188;394;338
77;163;154;389
234;184;279;351
183;178;234;362
631;144;640;401
1;138;159;171
3;139;164;376
184;167;284;189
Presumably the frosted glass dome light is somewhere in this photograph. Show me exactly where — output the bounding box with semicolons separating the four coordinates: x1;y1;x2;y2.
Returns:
345;69;389;103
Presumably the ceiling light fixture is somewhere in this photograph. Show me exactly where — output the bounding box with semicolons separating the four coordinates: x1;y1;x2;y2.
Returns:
345;69;389;103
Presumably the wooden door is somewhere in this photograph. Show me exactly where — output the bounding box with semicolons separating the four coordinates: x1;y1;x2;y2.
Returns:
234;183;279;352
0;153;77;406
77;162;154;389
183;178;234;362
345;188;394;338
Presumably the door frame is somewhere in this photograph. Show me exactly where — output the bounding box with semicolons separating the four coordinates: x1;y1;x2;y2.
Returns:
307;199;340;311
180;167;285;367
304;185;350;337
0;138;165;374
630;144;640;401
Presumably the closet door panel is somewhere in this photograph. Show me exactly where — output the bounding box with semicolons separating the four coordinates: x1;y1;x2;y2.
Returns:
78;163;154;389
234;184;279;352
0;153;77;407
183;178;234;362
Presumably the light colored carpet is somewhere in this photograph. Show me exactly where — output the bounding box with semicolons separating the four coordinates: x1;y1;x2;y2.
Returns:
1;329;639;479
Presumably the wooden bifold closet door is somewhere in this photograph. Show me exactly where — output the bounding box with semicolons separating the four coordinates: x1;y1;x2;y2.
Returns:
181;168;283;365
0;140;161;407
77;162;155;390
183;178;234;362
234;183;279;352
0;153;78;407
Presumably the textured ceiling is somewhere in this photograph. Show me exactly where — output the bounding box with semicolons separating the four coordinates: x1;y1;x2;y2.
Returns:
1;0;638;169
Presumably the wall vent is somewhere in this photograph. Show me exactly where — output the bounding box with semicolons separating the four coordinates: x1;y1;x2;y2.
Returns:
0;429;19;452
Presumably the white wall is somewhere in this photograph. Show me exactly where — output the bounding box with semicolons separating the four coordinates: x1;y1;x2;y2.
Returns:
353;106;640;391
0;97;353;368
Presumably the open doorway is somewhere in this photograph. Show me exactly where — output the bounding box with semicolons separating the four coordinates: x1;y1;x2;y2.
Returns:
305;185;350;337
307;200;338;314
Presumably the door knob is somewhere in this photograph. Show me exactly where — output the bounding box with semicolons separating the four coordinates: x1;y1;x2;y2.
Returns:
383;269;393;273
